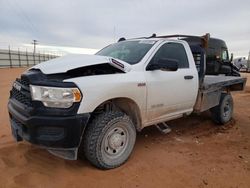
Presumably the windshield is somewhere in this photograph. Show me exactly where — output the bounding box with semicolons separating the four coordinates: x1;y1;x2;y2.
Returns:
96;40;156;65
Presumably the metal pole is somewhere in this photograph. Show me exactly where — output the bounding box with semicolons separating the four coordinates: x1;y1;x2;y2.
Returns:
38;51;41;64
26;50;29;66
9;46;12;68
18;48;21;67
32;40;38;54
33;51;35;65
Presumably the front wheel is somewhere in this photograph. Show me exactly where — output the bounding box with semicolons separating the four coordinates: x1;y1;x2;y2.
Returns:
82;111;136;169
210;93;234;124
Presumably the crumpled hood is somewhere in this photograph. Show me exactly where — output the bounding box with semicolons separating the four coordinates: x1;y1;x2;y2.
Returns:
32;54;132;74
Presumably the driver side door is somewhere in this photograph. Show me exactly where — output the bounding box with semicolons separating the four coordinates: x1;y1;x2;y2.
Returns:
145;42;198;124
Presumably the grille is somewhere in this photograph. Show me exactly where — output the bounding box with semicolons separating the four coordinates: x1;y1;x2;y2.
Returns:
16;77;29;87
10;77;32;107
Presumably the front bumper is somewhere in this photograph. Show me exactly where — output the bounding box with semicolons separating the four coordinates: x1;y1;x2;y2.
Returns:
8;99;90;149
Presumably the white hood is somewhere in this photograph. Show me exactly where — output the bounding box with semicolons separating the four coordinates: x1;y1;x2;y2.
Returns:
32;54;132;74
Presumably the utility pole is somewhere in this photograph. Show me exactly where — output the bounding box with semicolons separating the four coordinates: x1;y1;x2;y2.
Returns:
31;40;38;54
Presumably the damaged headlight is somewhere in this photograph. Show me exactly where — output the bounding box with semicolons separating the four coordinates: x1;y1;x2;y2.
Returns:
30;85;82;108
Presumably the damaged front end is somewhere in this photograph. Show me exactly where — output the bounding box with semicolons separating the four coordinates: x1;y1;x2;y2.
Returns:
32;54;131;75
8;54;131;160
8;69;91;160
57;62;126;78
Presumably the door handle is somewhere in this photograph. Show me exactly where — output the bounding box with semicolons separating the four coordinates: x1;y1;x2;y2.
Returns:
184;75;194;80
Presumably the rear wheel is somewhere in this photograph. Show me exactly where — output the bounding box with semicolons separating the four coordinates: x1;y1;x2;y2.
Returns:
210;93;233;124
82;111;136;169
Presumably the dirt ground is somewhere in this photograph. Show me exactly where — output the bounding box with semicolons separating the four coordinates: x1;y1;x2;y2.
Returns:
0;68;250;188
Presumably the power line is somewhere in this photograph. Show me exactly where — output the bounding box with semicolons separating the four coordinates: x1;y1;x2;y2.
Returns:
13;0;39;37
5;0;40;40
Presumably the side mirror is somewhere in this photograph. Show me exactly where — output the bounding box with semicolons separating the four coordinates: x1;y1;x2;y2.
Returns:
147;58;178;71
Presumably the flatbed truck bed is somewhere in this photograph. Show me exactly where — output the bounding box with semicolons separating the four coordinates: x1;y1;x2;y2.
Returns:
202;75;247;91
194;75;247;112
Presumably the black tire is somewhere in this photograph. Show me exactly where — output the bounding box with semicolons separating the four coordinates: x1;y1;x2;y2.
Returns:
210;93;234;125
81;111;136;169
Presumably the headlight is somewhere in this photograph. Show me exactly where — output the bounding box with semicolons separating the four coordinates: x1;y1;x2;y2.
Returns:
30;85;82;108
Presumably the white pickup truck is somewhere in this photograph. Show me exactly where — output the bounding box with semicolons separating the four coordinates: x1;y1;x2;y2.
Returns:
8;34;246;169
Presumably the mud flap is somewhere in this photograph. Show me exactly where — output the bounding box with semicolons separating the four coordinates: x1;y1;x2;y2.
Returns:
48;148;78;160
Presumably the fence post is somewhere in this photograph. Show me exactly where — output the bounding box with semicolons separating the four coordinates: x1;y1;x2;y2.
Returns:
18;48;21;67
38;52;41;64
9;46;12;68
33;52;35;65
26;50;29;66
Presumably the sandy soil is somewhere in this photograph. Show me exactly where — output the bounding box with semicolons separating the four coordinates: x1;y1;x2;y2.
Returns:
0;68;250;188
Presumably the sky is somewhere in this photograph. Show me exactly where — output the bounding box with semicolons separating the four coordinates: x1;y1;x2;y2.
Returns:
0;0;249;57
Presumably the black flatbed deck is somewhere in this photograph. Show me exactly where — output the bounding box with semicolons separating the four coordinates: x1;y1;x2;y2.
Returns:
201;75;247;91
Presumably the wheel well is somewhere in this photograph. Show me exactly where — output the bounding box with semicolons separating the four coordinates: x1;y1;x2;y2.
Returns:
91;98;142;131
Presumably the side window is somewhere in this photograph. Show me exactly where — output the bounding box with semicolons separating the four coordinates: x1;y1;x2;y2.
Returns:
221;49;228;61
149;43;189;68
